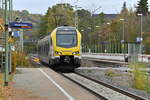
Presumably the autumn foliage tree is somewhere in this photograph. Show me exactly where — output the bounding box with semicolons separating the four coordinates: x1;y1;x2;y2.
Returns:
0;18;3;24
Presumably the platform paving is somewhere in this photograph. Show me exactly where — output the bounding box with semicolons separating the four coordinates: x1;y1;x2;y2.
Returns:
13;68;99;100
13;68;68;100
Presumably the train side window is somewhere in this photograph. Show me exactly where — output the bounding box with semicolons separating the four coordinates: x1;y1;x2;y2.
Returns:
46;43;49;55
50;38;52;45
45;42;49;55
48;42;50;50
42;46;43;54
38;46;40;54
44;43;47;56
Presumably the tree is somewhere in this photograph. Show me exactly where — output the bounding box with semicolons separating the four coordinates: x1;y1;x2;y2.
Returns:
78;9;92;45
22;10;29;16
38;3;74;36
0;18;3;24
121;2;128;14
98;12;106;24
136;0;149;15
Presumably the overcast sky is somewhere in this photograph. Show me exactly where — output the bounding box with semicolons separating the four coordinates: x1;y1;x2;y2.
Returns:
13;0;149;14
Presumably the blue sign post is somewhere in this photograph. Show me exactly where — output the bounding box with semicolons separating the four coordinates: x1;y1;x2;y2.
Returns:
13;31;20;37
9;22;32;29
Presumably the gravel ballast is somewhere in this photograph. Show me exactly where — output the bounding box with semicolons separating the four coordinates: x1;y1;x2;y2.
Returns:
75;67;150;100
65;73;134;100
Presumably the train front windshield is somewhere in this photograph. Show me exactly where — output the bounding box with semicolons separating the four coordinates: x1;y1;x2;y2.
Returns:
56;30;77;48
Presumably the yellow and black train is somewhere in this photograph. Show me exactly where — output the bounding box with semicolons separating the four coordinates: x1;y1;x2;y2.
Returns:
38;26;82;68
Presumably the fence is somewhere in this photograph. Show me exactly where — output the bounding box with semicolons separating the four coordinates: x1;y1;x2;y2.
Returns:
82;42;129;54
81;42;150;54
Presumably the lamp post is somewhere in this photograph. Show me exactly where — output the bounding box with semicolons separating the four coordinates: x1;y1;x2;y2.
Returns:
74;5;78;28
73;0;81;29
81;29;84;52
81;29;84;43
137;13;143;55
4;0;9;86
74;6;82;29
87;27;92;46
107;22;110;42
120;18;126;62
107;22;110;53
87;27;91;53
8;0;13;74
120;19;125;43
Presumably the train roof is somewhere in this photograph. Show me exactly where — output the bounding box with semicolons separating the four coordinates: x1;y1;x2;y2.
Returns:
38;26;77;44
57;26;76;31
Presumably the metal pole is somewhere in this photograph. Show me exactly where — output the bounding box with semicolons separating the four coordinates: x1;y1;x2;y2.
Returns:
4;0;9;86
2;0;4;9
123;20;125;43
8;0;10;74
123;20;126;62
22;29;24;52
76;8;78;29
2;0;5;20
120;18;125;61
8;44;11;73
0;0;1;8
107;23;110;53
20;29;23;52
137;14;143;55
9;0;12;21
140;15;143;62
75;5;78;29
140;15;143;54
8;0;13;74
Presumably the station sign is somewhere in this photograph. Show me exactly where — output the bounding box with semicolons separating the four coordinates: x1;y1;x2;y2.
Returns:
9;22;32;29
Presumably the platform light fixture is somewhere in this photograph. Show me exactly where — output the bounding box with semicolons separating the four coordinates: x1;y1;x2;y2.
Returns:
137;13;143;55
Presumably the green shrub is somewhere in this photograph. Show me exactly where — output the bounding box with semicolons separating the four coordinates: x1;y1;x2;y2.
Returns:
12;52;31;69
145;80;150;93
105;68;118;77
12;51;17;73
129;63;149;91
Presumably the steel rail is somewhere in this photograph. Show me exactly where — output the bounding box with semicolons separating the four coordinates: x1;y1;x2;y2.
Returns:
60;73;108;100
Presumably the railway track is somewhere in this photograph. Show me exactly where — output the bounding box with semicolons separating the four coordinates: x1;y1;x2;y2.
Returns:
60;72;147;100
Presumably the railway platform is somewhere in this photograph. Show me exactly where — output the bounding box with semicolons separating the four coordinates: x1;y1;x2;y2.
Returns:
12;67;99;100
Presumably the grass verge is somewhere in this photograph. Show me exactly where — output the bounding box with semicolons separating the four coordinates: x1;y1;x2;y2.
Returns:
129;62;150;93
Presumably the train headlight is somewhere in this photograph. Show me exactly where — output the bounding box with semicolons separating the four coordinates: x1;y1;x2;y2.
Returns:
72;51;79;55
55;51;62;55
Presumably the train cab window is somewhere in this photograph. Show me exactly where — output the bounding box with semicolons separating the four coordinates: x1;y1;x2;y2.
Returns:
56;30;77;48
